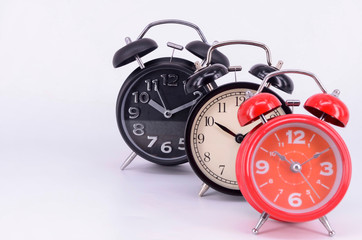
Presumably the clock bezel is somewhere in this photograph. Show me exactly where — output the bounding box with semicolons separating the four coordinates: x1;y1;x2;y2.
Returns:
116;57;196;165
185;82;292;195
236;114;351;222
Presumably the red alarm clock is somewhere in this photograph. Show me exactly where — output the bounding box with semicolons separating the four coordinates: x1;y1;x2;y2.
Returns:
236;70;351;236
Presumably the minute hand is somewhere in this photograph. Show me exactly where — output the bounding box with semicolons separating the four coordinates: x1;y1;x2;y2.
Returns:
169;99;198;114
301;147;330;166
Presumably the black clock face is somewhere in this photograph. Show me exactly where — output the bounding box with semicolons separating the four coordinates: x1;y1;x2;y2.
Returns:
185;82;292;195
117;58;202;165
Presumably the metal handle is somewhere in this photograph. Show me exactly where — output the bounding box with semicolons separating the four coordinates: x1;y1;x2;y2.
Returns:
137;19;208;43
205;40;272;66
255;69;328;95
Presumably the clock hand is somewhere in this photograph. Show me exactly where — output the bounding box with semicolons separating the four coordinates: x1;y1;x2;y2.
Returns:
215;122;236;137
273;151;292;165
170;99;198;114
215;122;245;143
169;91;203;115
298;170;321;199
155;88;168;110
148;99;166;114
301;147;331;166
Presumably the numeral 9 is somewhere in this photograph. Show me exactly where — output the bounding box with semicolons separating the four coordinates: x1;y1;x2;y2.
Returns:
256;160;269;174
197;134;205;144
128;107;140;119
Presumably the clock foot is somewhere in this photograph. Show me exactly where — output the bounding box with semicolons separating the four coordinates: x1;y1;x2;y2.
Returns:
121;152;137;170
319;215;335;237
198;183;209;197
252;212;269;234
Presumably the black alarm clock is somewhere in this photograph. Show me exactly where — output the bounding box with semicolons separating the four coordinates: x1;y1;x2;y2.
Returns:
113;19;229;169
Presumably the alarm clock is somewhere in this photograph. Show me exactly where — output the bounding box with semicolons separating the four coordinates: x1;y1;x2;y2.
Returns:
113;19;229;169
184;40;294;196
236;70;351;236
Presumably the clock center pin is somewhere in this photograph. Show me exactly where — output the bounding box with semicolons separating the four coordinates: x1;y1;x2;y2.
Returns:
164;110;172;118
290;162;302;173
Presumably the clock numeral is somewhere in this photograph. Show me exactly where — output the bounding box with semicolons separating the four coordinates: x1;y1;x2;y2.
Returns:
219;165;225;175
161;74;178;87
235;96;246;106
320;162;333;176
286;130;306;144
178;138;185;150
197;134;205;144
203;152;211;162
145;79;158;91
204;116;215;126
161;141;172;154
132;123;145;136
255;160;269;174
218;102;226;113
288;193;302;207
128;107;140;119
132;91;150;104
147;136;158;147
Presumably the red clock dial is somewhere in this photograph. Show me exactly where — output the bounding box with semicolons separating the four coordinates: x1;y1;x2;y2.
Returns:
236;114;351;222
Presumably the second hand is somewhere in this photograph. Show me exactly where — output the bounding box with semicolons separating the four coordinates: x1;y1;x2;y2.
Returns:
156;88;168;110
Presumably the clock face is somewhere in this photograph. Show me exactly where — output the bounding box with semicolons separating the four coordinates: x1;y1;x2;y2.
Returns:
117;58;201;165
185;82;291;195
237;115;351;222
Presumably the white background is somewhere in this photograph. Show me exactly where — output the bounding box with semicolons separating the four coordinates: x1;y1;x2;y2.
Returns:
1;0;362;239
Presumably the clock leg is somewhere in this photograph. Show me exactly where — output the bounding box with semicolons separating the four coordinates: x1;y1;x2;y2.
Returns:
121;152;137;170
252;212;269;234
198;183;210;197
319;215;335;237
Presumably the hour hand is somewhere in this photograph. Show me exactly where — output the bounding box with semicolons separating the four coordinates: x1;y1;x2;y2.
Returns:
148;99;166;114
215;122;236;137
214;122;245;143
274;151;292;164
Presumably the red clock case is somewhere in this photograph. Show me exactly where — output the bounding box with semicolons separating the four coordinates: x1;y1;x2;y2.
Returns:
236;114;351;222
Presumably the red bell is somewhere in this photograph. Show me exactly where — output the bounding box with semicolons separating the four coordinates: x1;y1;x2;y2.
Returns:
304;92;349;127
238;93;282;126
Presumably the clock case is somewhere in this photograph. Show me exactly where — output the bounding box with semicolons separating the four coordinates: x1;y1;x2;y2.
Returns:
113;19;229;168
236;69;351;235
237;114;351;222
184;40;295;195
